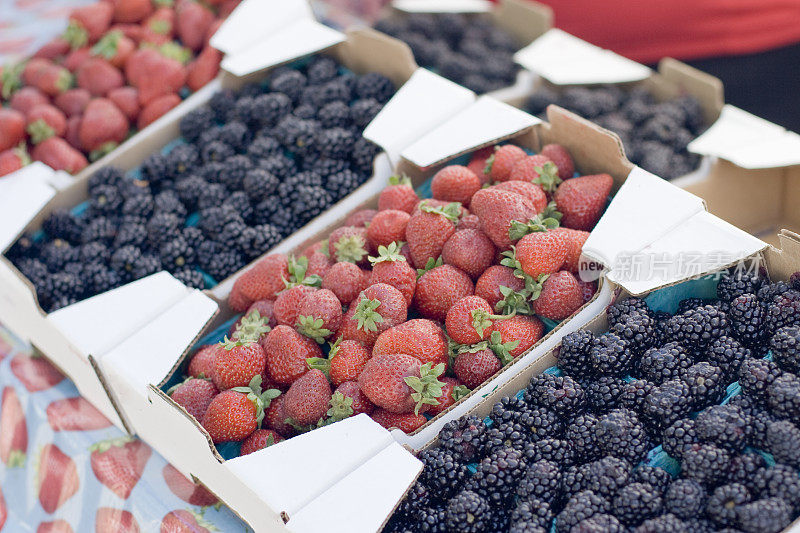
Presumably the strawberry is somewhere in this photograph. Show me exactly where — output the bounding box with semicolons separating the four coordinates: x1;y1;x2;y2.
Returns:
186;45;221;92
264;325;322;385
372;319;449;369
366;209;409;248
345;209;377;227
11;353;64;392
137;92;181;129
90;30;135;69
21;58;51;87
65;3;115;47
359;353;445;414
442;228;496;280
431;165;481;206
213;337;266;390
553;173;613;231
94;508;139;533
470;187;539;250
29;64;73;97
577;278;598;303
239;429;284;456
63;115;80;149
107;87;140;121
339;283;408;347
79;97;129;156
263;395;294;437
55;88;91;117
9;87;49;116
89;436;151;499
328;226;371;264
34;38;71;60
405;201;459;268
378;175;419;213
509;154;552;183
532;271;584;320
491;180;547;213
202;375;279;443
26;104;67;143
125;48;186;106
228;254;289;311
410;199;469;218
541;143;575;181
218;0;241;16
1;387;27;467
110;23;144;44
162;464;218;506
321;261;368;305
38;444;79;513
176;0;215;51
0;146;30;177
414;264;474;322
273;285;316;327
306;250;333;279
142;8;175;45
32;137;88;173
458;214;481;231
295;289;342;343
369;242;416;305
169;377;218;421
301;241;327;258
283;369;332;426
485;144;526;182
112;0;153;23
428;377;470;416
552;227;590;273
64;48;92;71
46;397;110;431
230;305;274;343
187;344;219;379
308;338;371;387
371;409;427;432
334;381;375;416
467;146;493;184
0;108;26;151
36;520;74;533
446;295;510;345
515;230;568;279
160;509;213;533
76;57;124;96
205;18;224;46
453;348;502;388
491;315;544;359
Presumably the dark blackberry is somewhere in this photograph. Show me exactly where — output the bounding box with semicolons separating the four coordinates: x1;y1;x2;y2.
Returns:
758;280;792;303
87;265;121;294
612;312;658;353
728;293;768;348
437;52;476;84
48;293;78;312
277;171;324;200
351;137;381;174
466;446;525;506
562;464;590;500
146;213;181;249
87;166;124;193
306;56;339;85
633;466;672;494
725;453;767;491
438;415;486;463
524;438;574;467
171;267;204;289
572;514;624;533
583;456;632;500
196;183;229;211
772;325;800;373
417;448;469;500
589;333;634;377
258;154;296;180
416;506;447;533
766;371;800;422
290;185;332;222
159;236;195;272
88;184;122;216
137;152;169;189
510;498;552;529
216;221;247;249
232;96;260;128
526;374;586;416
596;408;650;464
223;190;253;223
166;144;200;180
154;190;187;218
632;513;687;532
180;226;203;249
208;89;237;122
676;297;713;315
81;217;116;245
765;420;800;467
564;413;600;462
110;245;143;281
218;122;252;154
557;330;597;380
755;464;800;509
488;395;527;426
354;72;394;102
612;482;663;526
200;140;234;164
316;79;352;106
643;380;694;432
241;168;280;203
16;258;48;287
350;98;382;129
40;239;76;271
247;136;282;161
444;490;490;533
717;271;764;302
484;419;529;455
555;491;610;533
585;376;626;413
695;404;748;452
638;342;693;385
607;299;652;327
664;479;706;519
766;289;800;332
317;101;351;129
179;107;215;143
79;242;110;264
396;482;430;521
309;155;348;177
237;225;281;261
121;193;154;219
665;305;730;354
318;127;355;160
326;169;364;200
220;155;253;191
619;379;656;415
681;362;726;409
740;402;774;449
707;336;751;380
269;70;307;103
274;116;318;155
738;358;782;405
516;459;561;504
174;175;207;210
518;405;563;442
706;483;751;527
736;498;792;533
202;247;244;281
42;209;84;243
525;373;560;402
292;104;316;120
114;223;146;248
118;177;152;198
268;206;299;237
681;444;730;487
198;206;238;239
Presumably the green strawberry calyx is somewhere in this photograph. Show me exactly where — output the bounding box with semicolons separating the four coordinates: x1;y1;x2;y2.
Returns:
1;62;24;99
388;174;412;187
167;374;211;395
232;310;271;343
89;435;135;454
499;249;549;301
27;119;56;145
353;297;385;332
284;255;322;289
416;256;443;279
532;161;563;194
318;239;330;258
452;385;471;402
483;152;496;176
91;30;122;59
232;375;281;428
496;285;532;316
369;241;406;265
508;205;562;241
470;308;515;337
333;235;368;264
325;391;354;423
306;337;341;376
185;510;218;532
89;141;119;162
6;449;25;468
296;315;332;344
63;21;89;50
488;331;520;366
419;201;461;223
404;362;446;415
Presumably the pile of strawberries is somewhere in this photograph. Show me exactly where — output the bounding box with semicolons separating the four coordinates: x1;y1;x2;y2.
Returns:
0;0;232;176
168;142;614;455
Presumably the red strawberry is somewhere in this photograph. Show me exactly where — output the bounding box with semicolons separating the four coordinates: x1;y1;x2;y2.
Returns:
218;0;240;16
32;137;88;173
228;254;289;311
1;387;27;467
263;395;294;438
328;226;371;264
428;377;469;416
186;45;221;92
176;0;215;51
485;144;526;182
532;271;584;320
239;429;284;456
64;47;92;71
202;376;278;443
442;228;496;280
431;165;481;206
491;315;544;359
446;295;506;345
467;146;493;184
295;289;342;343
509;154;552;183
160;509;213;533
29;64;73;97
553;173;613;231
204;18;224;46
94;508;139;533
345;209;377;227
108;86;140;121
458;214;481;231
110;23;144;43
67;2;114;44
11;354;64;392
359;353;445;414
414;264;474;322
213;338;266;390
273;285;316;327
491;180;547;214
264;325;322;385
55;88;91;117
21;58;51;87
339;283;408;347
76;58;124;96
79;97;128;155
577;278;598;303
169;377;218;421
369;249;417;307
9;87;49;116
515;230;568;279
90;437;151;499
371;409;427;432
26;104;67;144
552;227;590;273
305;250;333;279
0;485;5;530
541;143;575;181
37;520;74;533
125;48;186;105
334;381;374;416
187;344;219;379
34;38;71;60
366;209;409;248
373;319;449;369
142;8;175;45
0;108;26;151
308;338;371;387
378;175;419;213
112;0;153;23
284;369;332;426
162;464;218;506
38;444;79;513
137;93;181;129
0;146;29;177
410;198;469;218
453;348;501;388
46;397;110;431
470;187;539;250
90;30;135;69
405;201;459;268
321;261;368;305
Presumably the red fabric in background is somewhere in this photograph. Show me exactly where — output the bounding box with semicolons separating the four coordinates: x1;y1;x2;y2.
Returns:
536;0;800;63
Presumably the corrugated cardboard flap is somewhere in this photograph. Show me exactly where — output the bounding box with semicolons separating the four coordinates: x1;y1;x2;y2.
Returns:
514;28;651;85
0;163;59;253
583;167;767;295
393;0;492;12
688;105;800;169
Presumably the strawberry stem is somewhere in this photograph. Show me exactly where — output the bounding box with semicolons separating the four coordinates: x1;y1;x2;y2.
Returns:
368;241;406;265
27;119;55;145
296;315;332;344
352;298;384;332
404;362;446;415
232;310;271;342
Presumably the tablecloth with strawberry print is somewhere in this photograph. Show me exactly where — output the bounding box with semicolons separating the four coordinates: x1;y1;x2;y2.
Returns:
0;324;251;533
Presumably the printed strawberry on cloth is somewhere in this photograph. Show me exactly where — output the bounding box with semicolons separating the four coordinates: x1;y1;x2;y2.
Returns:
0;324;249;532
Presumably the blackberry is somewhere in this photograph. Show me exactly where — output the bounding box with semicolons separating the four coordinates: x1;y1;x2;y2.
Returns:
208;89;237;122
42;209;84;243
241;168;280;202
725;453;767;490
396;482;431;521
121;193;155;219
643;380;694;432
220;155;253;191
154;190;187;218
444;490;490;533
681;444;730;487
755;464;800;509
88;184;122;216
306;56;339;85
350;98;382;129
596;408;650;464
612;482;663;526
583;456;632;499
326;169;364;200
146;213;181;248
619;379;656;415
765;420;800;467
159;237;195;271
589;333;633;376
196;183;229;211
681;362;726;409
111;245;143;280
484;419;529;455
510;498;552;529
772;325;800;373
736;498;792;533
524;438;574;466
87;265;121;294
198;206;238;239
416;505;447;533
79;242;110;264
237;225;281;261
114;223;147;248
638;342;693;385
707;336;751;380
417;448;468;500
676;297;714;315
268;206;299;237
664;479;706;519
607;298;651;327
316;79;352;106
562;464;590;500
87;166;124;193
564;413;600;462
351;137;381;174
738;358;782;404
290;185;332;222
632;513;687;532
717;271;764;302
278;172;324;200
292;104;316;120
247;136;282;161
557;330;596;380
232;96;260;128
665;305;729;354
767;372;800;422
200;140;234;164
274;116;318;155
216;221;247;248
518;406;563;441
706;483;750;527
171;267;205;289
585;376;626;413
438;416;486;462
118;177;152;198
766;289;800;332
179;107;215;142
40;239;76;271
633;466;672;494
613;312;658;353
259;154;296;180
16;259;48;287
181;227;204;250
555;491;610;533
317;101;351;129
318;128;355;160
129;253;161;280
166;144;200;180
758;280;792;303
223;191;253;223
572;514;624;533
728;293;768;348
526;374;586;415
174;175;208;209
218;122;252;154
81;217;116;245
354;72;394;102
309;155;348;177
695;404;748;452
202;247;244;281
488;395;527;426
467;446;525;506
516;459;561;504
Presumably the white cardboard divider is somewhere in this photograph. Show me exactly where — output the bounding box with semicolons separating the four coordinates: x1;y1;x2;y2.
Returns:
393;0;492;13
688;104;800;169
0;163;58;251
211;0;316;55
287;442;423;533
514;29;651;85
